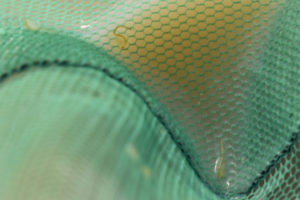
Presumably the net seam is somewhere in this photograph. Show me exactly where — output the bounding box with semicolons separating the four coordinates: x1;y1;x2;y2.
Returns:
0;60;220;197
245;128;299;196
0;60;299;199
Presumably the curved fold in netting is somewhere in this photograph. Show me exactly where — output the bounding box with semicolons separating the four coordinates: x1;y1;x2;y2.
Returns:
0;0;299;199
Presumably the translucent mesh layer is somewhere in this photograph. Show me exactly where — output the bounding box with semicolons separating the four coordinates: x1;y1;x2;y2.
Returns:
245;135;300;200
0;65;219;200
0;0;299;199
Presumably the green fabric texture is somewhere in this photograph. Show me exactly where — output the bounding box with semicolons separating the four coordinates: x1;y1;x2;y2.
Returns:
0;65;218;200
0;0;299;199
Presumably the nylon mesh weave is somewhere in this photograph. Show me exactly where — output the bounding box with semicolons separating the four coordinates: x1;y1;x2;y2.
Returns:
0;0;299;199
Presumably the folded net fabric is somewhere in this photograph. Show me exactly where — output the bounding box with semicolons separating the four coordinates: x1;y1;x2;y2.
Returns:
0;0;299;199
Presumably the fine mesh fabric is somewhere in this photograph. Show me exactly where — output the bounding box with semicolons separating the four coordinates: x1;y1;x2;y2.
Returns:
0;0;299;200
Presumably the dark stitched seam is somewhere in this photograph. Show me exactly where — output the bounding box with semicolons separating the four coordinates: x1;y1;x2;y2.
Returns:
0;60;221;197
244;130;299;196
1;60;299;199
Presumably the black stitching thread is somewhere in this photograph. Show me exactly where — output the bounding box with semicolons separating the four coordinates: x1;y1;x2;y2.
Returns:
1;60;299;199
245;130;299;196
0;60;220;197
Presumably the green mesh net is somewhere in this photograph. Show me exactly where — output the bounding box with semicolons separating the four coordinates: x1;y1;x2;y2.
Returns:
0;0;299;199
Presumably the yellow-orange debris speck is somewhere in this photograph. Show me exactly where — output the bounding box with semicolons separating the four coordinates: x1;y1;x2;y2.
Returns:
24;19;39;31
141;165;151;178
125;144;139;161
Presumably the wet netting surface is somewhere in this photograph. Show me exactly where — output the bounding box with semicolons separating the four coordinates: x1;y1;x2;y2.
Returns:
0;0;299;199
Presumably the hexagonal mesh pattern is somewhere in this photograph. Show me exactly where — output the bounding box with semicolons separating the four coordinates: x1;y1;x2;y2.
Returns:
0;0;299;199
245;137;300;200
